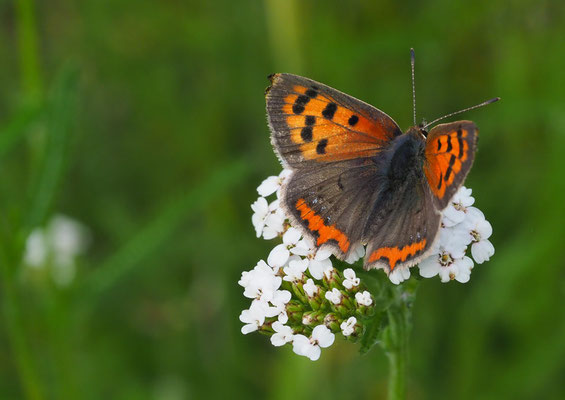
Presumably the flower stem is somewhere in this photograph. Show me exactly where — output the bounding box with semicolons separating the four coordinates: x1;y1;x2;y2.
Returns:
0;248;44;400
382;281;418;400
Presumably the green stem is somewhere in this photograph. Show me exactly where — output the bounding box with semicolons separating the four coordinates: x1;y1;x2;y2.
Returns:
382;281;418;400
0;248;44;400
386;305;409;400
15;0;43;104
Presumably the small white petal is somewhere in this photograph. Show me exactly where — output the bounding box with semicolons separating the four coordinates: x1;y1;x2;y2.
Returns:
314;246;333;261
278;312;288;324
343;268;356;280
388;265;410;285
261;227;279;240
343;268;360;289
308;257;332;280
340;317;357;336
476;219;493;240
290;238;314;256
442;204;465;226
251;197;269;215
344;243;365;264
264;213;284;235
312;325;335;348
271;321;294;346
303;279;319;297
241;324;259;334
355;291;373;306
267;244;290;269
283;227;302;246
292;335;311;356
418;256;441;278
305;345;321;361
283;258;309;282
257;176;279;197
271;290;292;306
325;288;342;304
471;239;495;263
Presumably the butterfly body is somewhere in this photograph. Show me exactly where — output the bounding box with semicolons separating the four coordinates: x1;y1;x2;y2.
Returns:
266;73;478;272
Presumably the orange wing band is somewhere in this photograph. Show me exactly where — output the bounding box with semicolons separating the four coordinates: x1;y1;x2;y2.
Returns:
368;240;427;270
295;198;350;253
425;128;470;199
281;85;388;162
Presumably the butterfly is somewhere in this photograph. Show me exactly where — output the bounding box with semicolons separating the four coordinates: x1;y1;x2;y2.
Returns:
265;56;497;273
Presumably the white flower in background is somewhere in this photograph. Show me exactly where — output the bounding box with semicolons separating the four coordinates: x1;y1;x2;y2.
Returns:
23;214;89;286
325;288;342;305
340;316;357;336
355;291;373;306
271;321;294;346
342;268;360;289
388;265;411;285
292;325;335;361
24;230;48;267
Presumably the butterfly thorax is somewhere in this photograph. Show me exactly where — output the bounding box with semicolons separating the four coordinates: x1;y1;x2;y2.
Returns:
387;128;426;186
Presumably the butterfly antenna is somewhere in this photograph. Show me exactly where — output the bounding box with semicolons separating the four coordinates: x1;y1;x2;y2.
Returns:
410;48;417;126
423;97;501;130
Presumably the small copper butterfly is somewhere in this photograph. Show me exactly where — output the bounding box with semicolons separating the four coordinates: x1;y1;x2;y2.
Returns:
265;50;498;272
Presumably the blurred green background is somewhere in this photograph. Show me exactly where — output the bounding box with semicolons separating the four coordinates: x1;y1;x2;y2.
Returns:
1;0;564;399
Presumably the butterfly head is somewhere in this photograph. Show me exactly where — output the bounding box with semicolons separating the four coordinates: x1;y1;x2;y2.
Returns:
406;125;428;140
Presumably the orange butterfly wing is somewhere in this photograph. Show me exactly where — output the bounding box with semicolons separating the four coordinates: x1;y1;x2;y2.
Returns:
424;121;478;209
266;73;402;166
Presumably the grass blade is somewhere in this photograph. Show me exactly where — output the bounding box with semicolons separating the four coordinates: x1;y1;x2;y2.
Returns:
25;65;78;231
79;159;251;307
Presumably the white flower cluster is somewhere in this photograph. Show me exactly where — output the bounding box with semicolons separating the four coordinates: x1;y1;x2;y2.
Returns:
23;214;90;286
241;170;495;359
239;255;372;360
414;187;494;284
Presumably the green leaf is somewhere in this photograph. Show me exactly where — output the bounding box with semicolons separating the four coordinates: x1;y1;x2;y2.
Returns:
0;105;42;160
359;310;387;355
25;65;79;231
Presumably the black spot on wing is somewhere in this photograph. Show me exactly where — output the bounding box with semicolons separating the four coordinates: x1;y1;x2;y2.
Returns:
446;136;453;153
316;139;328;154
457;129;464;158
305;115;316;126
293;95;310;114
322;103;337;120
305;89;318;98
301;127;313;142
444;154;456;181
348;115;359;126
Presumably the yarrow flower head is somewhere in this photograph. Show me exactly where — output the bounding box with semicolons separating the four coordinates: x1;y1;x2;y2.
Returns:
241;169;495;360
